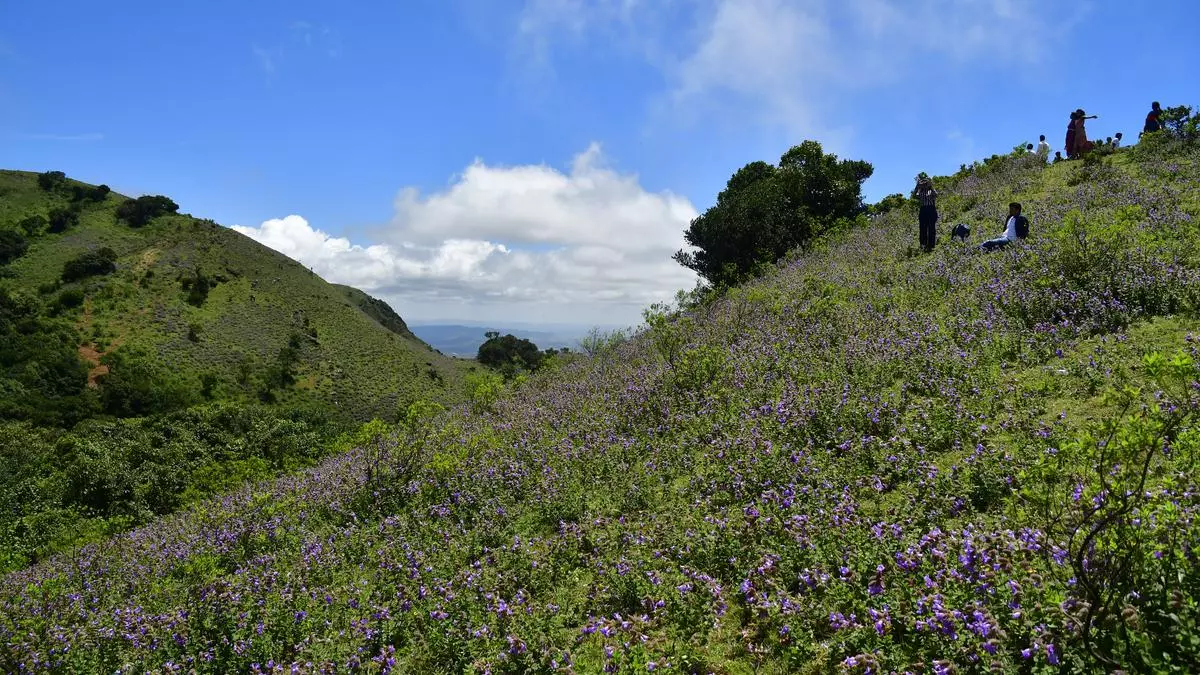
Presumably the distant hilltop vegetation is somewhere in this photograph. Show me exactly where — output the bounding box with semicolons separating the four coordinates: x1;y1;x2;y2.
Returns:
0;168;473;426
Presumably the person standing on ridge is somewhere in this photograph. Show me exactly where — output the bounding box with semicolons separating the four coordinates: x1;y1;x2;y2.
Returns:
1113;132;1123;148
1036;135;1050;161
915;174;938;253
1065;111;1079;159
1072;109;1097;158
1144;102;1163;135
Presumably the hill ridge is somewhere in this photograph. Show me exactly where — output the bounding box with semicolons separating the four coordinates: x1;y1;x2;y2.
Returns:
3;135;1200;671
0;169;469;424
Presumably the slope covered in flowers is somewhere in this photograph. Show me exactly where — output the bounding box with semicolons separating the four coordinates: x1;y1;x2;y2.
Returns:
3;138;1200;673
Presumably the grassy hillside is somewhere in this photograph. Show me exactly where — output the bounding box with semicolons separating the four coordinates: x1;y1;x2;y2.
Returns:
3;136;1200;672
0;169;469;422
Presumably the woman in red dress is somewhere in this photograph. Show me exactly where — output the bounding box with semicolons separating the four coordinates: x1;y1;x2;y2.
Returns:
1073;109;1098;157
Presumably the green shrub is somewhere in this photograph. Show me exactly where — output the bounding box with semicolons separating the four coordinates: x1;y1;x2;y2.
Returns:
46;207;79;234
54;288;85;310
466;369;504;413
61;247;117;282
97;346;199;417
0;230;29;265
36;171;67;192
17;215;47;237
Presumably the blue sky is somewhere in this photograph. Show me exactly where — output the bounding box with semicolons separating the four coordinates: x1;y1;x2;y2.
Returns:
2;0;1197;326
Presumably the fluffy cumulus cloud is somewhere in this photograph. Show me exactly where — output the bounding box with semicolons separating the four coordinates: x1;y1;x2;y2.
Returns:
516;0;1084;138
232;144;698;325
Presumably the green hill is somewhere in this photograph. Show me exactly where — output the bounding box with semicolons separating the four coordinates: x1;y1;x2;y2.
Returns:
0;169;468;423
2;135;1200;672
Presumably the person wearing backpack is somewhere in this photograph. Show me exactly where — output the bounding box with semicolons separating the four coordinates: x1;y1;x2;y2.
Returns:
914;174;938;252
980;202;1028;252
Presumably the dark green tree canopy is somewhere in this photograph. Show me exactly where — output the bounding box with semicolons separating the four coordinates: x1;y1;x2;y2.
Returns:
116;195;179;228
869;193;910;216
477;332;546;376
62;247;117;282
0;230;29;266
674;140;873;287
36;171;67;192
47;207;79;234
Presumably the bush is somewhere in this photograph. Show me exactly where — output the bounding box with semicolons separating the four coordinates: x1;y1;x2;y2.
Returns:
37;171;67;192
17;215;47;236
0;230;28;265
181;271;212;307
868;193;910;216
54;288;85;310
47;207;79;234
116;195;179;228
61;248;117;282
71;184;111;203
97;347;199;417
0;288;93;426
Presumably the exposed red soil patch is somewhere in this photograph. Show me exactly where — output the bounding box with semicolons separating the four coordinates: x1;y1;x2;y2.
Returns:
78;343;109;388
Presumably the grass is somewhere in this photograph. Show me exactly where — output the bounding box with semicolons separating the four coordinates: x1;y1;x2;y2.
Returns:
0;169;474;421
2;137;1200;672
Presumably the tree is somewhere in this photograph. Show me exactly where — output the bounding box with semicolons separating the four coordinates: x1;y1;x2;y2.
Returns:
70;184;111;203
477;332;545;377
869;193;910;216
0;231;28;265
1160;105;1198;144
0;288;94;425
115;195;179;228
674;141;873;287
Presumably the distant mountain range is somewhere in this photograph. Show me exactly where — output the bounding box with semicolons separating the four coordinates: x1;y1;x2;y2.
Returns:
409;323;596;357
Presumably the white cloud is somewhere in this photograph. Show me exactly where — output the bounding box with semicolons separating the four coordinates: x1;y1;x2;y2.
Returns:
515;0;1084;139
232;145;699;325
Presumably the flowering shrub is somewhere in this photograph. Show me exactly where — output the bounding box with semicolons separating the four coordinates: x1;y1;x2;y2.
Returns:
2;142;1200;673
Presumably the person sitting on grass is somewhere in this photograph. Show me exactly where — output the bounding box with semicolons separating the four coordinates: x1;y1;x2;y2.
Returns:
1053;151;1064;163
980;202;1028;252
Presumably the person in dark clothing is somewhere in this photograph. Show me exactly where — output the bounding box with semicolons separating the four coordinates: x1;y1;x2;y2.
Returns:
1144;101;1163;134
1053;151;1064;163
1065;111;1079;158
915;174;938;252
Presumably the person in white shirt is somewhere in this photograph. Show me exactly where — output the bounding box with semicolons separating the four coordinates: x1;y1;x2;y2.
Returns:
981;202;1028;252
1112;132;1123;149
1036;135;1051;160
